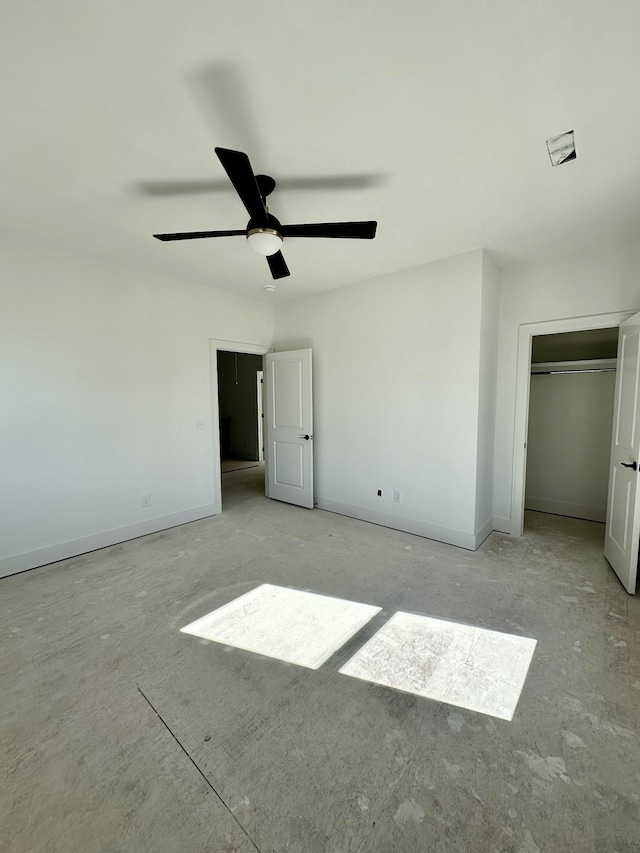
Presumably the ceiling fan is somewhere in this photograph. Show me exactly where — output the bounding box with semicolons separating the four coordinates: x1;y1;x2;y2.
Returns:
153;147;378;280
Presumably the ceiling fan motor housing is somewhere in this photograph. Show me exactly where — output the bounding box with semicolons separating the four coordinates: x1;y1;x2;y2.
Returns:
255;174;276;199
248;212;282;235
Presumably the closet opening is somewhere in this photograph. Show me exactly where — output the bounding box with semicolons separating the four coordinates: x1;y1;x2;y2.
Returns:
524;327;619;524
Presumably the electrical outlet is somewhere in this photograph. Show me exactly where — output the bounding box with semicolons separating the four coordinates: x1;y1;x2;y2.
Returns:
141;494;151;508
394;490;402;504
195;418;206;431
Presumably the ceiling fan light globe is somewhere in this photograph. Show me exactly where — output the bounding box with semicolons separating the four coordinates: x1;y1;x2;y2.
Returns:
247;228;283;256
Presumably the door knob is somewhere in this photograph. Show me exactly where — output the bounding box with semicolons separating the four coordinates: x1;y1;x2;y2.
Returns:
298;434;310;440
621;461;638;470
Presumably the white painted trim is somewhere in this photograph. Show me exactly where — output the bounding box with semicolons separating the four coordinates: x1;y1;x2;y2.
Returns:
209;339;272;513
210;338;273;356
474;518;494;548
493;516;511;534
511;310;635;537
0;503;218;579
524;498;606;523
315;498;478;550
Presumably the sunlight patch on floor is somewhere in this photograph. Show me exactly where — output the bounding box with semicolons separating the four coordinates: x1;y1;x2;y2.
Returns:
181;583;381;670
339;611;536;720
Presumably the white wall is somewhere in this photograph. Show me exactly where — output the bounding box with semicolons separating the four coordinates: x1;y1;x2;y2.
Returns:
493;239;640;529
525;370;616;522
0;239;272;576
474;252;500;537
11;235;636;576
274;249;492;549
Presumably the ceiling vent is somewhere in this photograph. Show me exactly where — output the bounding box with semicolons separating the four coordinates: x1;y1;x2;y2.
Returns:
546;130;576;166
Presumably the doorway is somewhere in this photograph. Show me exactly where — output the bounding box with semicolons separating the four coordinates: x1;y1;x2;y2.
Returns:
209;341;315;514
524;328;618;523
217;350;265;500
511;311;635;537
209;339;271;514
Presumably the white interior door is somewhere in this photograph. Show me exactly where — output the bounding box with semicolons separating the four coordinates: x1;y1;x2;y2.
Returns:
264;349;314;509
604;311;640;593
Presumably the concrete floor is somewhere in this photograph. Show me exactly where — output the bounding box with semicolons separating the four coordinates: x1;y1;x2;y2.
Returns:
221;459;262;473
2;466;639;852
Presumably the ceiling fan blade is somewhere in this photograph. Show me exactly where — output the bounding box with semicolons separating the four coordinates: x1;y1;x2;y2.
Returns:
191;63;263;161
135;173;384;197
137;179;231;196
280;221;377;239
277;174;384;192
215;147;267;224
267;251;290;279
153;229;246;241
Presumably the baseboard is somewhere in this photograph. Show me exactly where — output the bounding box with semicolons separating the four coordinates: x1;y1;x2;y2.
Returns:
524;498;606;523
315;498;477;550
474;518;494;548
492;516;512;534
0;503;219;579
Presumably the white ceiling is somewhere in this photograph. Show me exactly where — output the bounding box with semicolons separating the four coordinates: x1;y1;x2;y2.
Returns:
2;1;639;302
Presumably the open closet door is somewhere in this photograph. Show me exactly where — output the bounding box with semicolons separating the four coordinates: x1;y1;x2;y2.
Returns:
264;349;314;509
604;311;640;593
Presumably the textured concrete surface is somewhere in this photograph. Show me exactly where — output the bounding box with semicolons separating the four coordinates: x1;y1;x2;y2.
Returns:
2;465;639;852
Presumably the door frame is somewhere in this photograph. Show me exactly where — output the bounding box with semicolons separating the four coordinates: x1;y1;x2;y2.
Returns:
209;339;272;514
510;311;634;537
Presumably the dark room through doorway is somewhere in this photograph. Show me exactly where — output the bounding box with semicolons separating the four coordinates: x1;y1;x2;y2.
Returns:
216;350;265;499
